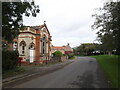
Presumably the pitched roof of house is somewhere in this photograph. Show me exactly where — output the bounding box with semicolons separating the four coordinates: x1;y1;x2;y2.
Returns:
20;20;48;32
52;46;66;49
52;44;73;51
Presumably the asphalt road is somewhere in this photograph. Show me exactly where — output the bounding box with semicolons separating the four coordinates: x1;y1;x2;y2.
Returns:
13;57;110;88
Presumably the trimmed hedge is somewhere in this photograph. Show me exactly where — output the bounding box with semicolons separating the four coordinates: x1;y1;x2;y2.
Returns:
2;50;19;72
53;51;63;57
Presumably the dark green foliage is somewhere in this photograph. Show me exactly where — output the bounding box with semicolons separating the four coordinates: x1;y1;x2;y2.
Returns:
53;51;63;57
2;41;9;50
67;53;74;59
92;1;120;55
63;54;67;56
74;43;98;56
2;0;40;43
2;50;19;72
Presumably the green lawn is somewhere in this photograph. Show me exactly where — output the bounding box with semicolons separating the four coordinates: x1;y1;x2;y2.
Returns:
91;55;119;88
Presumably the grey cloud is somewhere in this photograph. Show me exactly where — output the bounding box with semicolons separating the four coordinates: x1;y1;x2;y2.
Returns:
23;0;103;47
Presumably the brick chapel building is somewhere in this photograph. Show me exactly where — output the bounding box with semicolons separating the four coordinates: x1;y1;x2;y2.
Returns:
13;22;52;64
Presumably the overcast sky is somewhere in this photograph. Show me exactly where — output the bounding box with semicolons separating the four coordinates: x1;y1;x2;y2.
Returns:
23;0;104;48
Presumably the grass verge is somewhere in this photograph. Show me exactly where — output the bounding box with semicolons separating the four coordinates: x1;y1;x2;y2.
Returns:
90;55;119;88
69;56;76;60
3;67;26;79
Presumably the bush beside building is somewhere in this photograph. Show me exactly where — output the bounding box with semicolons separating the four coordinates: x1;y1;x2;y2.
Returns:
2;50;19;72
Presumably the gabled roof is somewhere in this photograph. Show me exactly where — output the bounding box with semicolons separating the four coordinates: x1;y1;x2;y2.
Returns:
31;26;40;30
40;23;50;35
52;46;65;49
20;23;51;36
30;23;50;35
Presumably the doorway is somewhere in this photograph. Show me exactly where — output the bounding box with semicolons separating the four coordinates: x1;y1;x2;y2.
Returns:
29;43;35;63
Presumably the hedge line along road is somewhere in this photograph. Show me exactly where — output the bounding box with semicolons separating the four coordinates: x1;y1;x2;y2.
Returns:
12;57;111;88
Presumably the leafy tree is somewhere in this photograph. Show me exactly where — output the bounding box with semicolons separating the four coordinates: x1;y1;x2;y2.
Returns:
2;0;40;70
2;0;40;43
74;43;97;56
2;50;19;72
92;1;120;55
53;51;63;57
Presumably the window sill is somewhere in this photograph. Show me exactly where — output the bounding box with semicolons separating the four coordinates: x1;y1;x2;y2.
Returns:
20;54;25;56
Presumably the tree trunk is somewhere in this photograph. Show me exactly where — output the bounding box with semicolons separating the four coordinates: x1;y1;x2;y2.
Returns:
108;51;112;55
104;52;106;55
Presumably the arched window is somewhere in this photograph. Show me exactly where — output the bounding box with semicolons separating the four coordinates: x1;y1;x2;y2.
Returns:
29;42;35;50
13;42;18;51
41;36;47;54
20;41;26;55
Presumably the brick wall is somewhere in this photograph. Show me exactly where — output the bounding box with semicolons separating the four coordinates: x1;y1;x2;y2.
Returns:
50;56;68;62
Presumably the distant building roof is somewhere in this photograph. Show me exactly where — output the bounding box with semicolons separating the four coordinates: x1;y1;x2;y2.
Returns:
52;46;65;49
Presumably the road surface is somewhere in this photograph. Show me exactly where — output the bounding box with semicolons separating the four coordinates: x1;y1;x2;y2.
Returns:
13;57;110;88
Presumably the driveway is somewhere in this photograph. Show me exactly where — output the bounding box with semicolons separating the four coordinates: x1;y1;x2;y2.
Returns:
11;57;111;88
